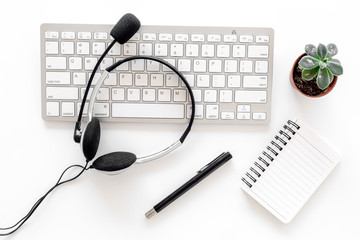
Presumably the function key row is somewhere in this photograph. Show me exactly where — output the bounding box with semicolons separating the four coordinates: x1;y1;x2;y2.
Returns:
128;33;270;43
45;31;269;43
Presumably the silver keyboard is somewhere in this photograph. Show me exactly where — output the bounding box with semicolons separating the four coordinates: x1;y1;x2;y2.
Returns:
41;24;274;124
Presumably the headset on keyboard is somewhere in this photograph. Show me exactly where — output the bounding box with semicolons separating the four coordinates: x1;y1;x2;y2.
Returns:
41;24;274;124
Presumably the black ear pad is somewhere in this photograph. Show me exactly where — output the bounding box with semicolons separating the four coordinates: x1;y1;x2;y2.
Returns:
110;13;141;44
82;118;101;161
91;152;137;172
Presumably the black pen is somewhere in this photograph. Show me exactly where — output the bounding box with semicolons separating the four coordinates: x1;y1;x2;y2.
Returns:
145;151;232;219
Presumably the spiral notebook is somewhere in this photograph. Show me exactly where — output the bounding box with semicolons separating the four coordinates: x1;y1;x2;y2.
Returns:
241;118;341;223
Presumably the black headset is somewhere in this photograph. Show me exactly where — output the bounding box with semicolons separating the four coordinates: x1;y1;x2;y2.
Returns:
73;13;195;173
0;13;195;236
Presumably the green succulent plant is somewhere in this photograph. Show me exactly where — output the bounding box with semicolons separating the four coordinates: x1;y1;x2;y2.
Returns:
298;43;343;90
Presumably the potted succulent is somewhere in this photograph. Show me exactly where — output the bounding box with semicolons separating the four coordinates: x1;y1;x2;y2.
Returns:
290;43;343;97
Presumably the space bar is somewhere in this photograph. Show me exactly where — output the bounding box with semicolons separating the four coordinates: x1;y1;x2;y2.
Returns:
112;103;185;119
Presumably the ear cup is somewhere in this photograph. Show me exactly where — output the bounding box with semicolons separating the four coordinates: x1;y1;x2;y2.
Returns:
82;118;101;161
91;152;137;172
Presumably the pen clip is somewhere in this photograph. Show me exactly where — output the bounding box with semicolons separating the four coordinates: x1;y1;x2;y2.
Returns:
197;152;226;173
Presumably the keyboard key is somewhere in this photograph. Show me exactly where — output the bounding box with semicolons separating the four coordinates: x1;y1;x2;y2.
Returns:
256;35;270;43
235;91;267;103
219;90;233;102
61;102;75;116
78;32;91;40
61;32;75;39
178;59;191;72
209;60;222;73
45;31;59;39
253;112;267;120
183;75;195;87
112;103;184;119
45;42;58;54
159;33;173;41
186;104;204;119
69;57;82;70
224;35;237;42
135;74;148;86
206;105;219;119
76;102;109;117
112;88;125;101
204;90;217;103
120;74;133;86
248;45;269;58
73;72;86;85
228;75;241;88
237;113;251;120
224;60;238;73
129;33;140;41
127;88;141;101
124;43;137;55
191;34;205;42
94;32;108;40
201;45;215;57
143;88;156;102
109;43;121;55
175;34;189;42
237;105;251;112
217;45;230;57
192;89;202;102
170;44;184;56
147;60;160;71
92;42;106;55
240;60;253;73
186;44;199;57
77;42;90;54
143;33;156;41
100;58;114;70
46;72;70;85
207;34;221;42
212;75;225;88
243;76;268;88
150;74;164;86
158;89;171;102
233;45;246;58
84;57;97;70
46;87;78;100
154;44;168;56
131;59;145;71
221;112;235;120
61;42;74;54
104;73;117;86
194;60;206;72
239;35;253;43
115;58;129;71
173;89;187;102
93;103;110;117
197;75;210;87
46;102;59;116
140;43;152;56
255;61;268;73
46;57;66;69
166;74;179;87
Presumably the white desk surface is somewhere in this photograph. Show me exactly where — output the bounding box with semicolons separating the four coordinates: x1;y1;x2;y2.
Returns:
1;0;359;239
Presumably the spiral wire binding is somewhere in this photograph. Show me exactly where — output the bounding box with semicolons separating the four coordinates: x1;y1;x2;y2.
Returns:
241;119;300;188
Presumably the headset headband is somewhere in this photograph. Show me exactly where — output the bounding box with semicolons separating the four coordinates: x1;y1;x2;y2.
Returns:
84;56;195;165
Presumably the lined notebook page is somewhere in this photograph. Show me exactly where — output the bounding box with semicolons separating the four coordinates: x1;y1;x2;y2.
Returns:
241;119;341;223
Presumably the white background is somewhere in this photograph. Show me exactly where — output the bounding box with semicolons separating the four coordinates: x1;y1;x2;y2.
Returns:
0;0;359;239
